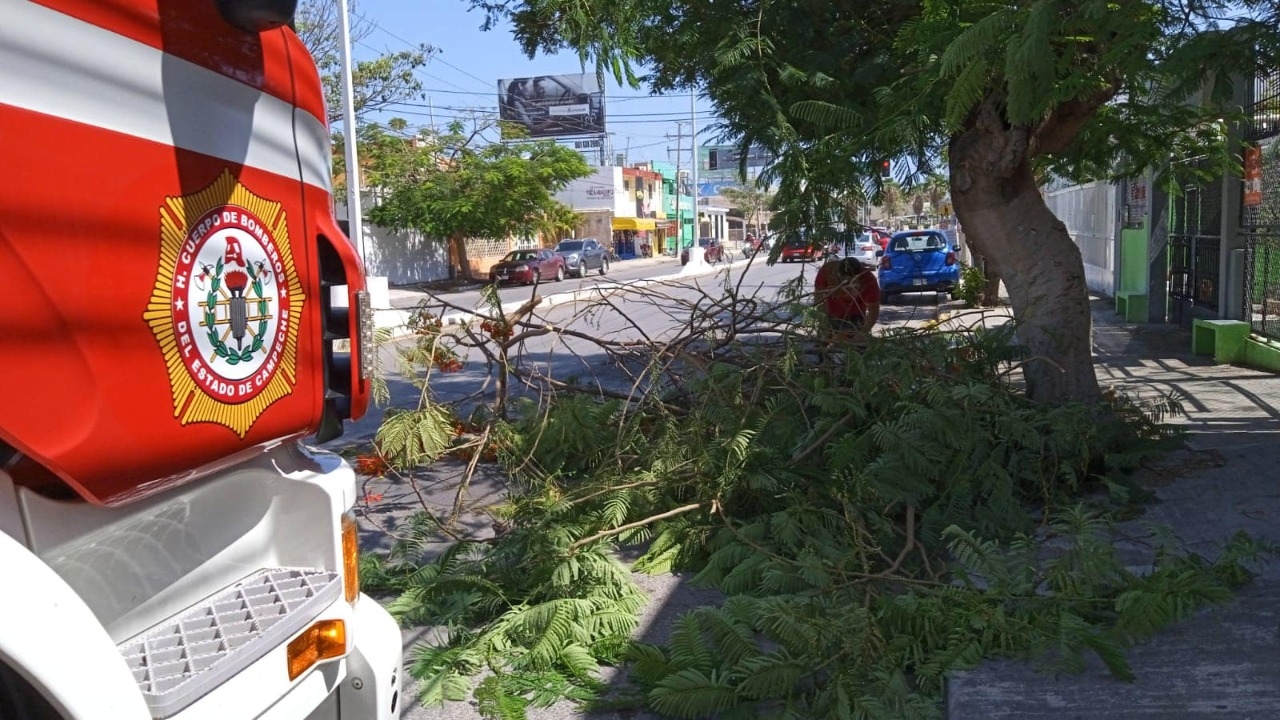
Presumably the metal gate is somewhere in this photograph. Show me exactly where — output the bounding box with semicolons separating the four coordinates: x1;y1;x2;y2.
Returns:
1241;68;1280;342
1168;162;1222;326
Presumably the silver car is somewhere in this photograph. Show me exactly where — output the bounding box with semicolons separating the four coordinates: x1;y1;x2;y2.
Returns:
847;232;883;267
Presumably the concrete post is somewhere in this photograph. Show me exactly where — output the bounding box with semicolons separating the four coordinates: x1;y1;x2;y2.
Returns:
1148;170;1170;323
1219;74;1250;319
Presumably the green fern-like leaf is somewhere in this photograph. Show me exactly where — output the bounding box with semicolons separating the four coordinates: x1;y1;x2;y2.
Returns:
376;404;455;469
648;668;739;719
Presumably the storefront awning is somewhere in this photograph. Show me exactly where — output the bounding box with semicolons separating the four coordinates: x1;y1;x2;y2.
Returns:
611;217;657;231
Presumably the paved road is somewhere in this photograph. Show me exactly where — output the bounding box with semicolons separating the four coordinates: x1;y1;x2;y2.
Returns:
328;258;951;720
346;258;945;444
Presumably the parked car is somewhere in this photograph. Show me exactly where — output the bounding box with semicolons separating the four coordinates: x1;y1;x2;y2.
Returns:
868;227;893;249
489;248;567;285
779;235;823;262
878;230;960;301
832;231;883;267
681;237;724;265
554;238;610;277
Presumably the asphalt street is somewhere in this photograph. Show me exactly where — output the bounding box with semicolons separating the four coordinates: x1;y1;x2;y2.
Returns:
344;257;946;446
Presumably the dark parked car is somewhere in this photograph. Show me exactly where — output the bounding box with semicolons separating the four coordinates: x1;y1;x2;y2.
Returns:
554;238;610;277
488;248;567;285
681;237;724;265
878;230;960;301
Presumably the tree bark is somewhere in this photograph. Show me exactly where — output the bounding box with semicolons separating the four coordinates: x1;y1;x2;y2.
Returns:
949;98;1100;405
979;255;1002;307
450;232;473;280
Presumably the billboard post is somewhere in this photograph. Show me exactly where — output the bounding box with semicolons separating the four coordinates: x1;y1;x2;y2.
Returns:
497;73;606;140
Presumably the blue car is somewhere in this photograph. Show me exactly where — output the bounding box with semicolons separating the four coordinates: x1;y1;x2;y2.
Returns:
877;230;960;301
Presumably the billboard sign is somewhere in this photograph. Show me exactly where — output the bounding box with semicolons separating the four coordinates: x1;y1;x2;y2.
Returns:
704;145;774;171
498;73;605;139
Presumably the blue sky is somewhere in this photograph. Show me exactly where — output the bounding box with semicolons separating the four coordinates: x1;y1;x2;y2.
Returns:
353;0;721;165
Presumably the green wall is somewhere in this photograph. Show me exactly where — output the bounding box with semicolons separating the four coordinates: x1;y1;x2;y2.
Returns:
1119;226;1148;293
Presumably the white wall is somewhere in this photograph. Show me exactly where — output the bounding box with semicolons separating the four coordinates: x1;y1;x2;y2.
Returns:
335;199;452;285
555;167;621;213
1044;181;1118;297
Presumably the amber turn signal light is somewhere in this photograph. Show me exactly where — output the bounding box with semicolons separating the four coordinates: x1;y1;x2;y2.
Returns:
287;619;346;681
342;511;360;604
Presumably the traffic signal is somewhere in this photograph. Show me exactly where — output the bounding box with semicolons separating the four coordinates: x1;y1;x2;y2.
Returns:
880;160;891;180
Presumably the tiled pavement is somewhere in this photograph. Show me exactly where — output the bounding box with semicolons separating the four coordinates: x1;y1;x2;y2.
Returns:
946;298;1280;719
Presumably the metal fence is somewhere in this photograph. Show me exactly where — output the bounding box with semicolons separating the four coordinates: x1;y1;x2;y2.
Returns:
1244;231;1280;339
1241;67;1280;340
1169;234;1222;311
1168;170;1223;317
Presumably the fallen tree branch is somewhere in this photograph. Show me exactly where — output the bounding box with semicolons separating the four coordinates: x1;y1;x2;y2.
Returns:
567;502;706;553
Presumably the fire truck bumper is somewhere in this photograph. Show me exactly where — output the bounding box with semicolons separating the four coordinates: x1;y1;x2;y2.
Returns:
334;595;403;720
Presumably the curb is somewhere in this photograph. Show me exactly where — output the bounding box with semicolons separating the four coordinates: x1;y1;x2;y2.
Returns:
372;257;755;337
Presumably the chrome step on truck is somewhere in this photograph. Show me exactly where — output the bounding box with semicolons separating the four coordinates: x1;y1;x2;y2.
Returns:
120;569;342;718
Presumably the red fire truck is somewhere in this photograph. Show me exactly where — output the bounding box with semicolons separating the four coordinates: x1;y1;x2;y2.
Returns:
0;1;401;717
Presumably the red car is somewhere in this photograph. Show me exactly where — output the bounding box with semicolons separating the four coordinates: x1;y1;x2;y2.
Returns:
779;236;823;262
489;248;567;285
869;227;893;249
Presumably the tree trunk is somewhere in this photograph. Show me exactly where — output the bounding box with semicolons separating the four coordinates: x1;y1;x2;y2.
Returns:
949;120;1099;406
979;255;1002;307
450;232;473;280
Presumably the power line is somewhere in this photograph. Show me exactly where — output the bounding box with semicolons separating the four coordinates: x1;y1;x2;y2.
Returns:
363;18;494;91
384;98;716;120
352;38;489;98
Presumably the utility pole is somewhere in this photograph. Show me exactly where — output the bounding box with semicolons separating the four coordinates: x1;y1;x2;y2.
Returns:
690;90;699;242
667;121;690;252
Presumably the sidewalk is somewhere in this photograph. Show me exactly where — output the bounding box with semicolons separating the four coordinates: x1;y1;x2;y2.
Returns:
945;297;1280;718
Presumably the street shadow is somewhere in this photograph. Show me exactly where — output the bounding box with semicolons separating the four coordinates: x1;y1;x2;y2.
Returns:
880;290;948;326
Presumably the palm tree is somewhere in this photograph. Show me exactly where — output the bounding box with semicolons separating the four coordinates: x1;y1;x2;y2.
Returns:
880;181;904;226
923;174;949;220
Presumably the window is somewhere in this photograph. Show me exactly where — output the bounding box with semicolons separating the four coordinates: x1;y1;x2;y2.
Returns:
891;234;946;252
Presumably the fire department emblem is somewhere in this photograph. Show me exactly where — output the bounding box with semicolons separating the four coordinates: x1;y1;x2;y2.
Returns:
144;170;306;437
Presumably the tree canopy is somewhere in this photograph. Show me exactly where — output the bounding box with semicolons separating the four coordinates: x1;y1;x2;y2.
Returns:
363;120;592;277
467;0;1279;403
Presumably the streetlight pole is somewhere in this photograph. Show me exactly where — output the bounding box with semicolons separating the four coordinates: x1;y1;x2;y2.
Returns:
337;0;364;263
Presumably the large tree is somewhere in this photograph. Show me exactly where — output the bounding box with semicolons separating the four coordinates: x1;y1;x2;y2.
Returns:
473;0;1278;404
363;119;591;279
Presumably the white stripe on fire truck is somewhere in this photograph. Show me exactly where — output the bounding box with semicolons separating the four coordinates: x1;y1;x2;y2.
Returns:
0;2;332;193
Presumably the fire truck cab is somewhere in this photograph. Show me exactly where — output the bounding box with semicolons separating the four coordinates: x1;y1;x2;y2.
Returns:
0;1;401;718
